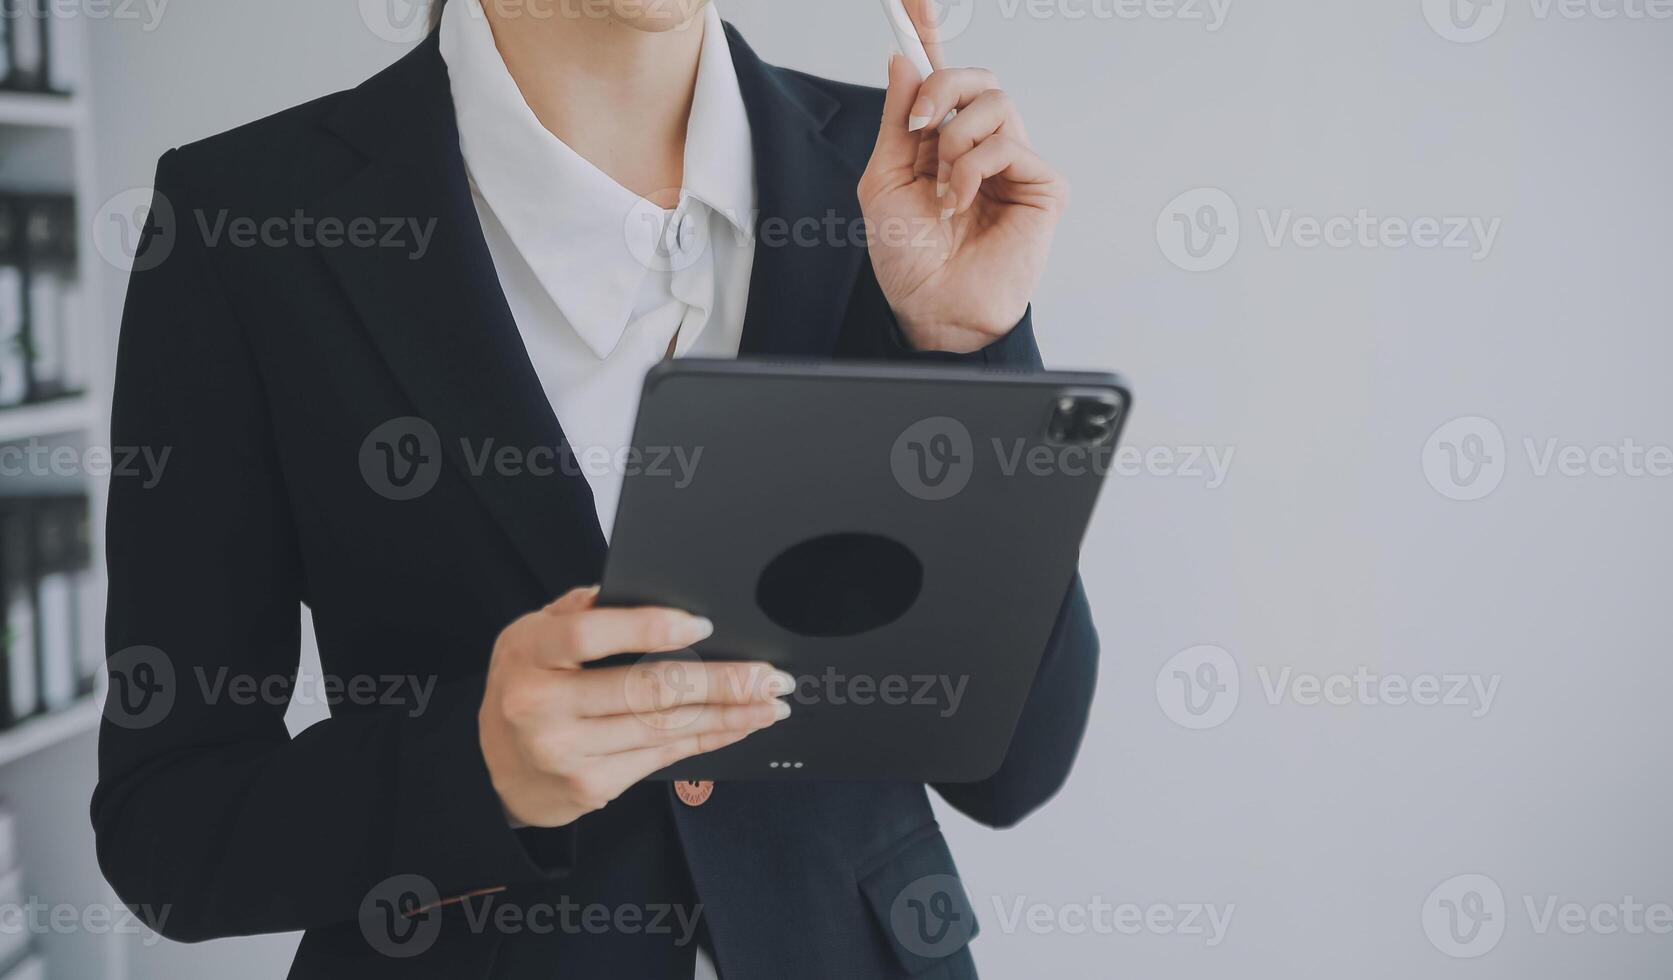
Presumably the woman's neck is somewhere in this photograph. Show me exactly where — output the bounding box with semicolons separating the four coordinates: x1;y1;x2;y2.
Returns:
481;5;706;206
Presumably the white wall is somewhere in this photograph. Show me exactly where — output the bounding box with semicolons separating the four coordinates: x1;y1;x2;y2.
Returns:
86;1;1673;978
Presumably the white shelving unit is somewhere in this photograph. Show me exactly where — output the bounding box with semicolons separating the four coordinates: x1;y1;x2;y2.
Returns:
0;91;84;130
0;696;100;769
1;16;125;980
0;397;94;445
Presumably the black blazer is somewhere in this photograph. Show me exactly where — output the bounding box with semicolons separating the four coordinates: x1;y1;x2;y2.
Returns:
93;26;1099;980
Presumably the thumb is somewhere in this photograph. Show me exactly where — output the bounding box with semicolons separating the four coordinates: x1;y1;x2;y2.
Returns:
870;53;927;176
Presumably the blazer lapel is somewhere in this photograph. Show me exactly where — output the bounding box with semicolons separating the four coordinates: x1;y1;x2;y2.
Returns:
304;28;873;598
725;26;874;358
312;37;607;598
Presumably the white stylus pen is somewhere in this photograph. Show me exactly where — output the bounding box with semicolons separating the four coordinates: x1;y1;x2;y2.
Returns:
879;0;936;81
879;0;955;129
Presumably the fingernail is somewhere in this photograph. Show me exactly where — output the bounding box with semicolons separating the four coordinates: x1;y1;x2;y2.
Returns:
936;161;949;198
771;700;792;721
908;99;934;132
763;670;796;697
940;207;955;221
681;616;715;644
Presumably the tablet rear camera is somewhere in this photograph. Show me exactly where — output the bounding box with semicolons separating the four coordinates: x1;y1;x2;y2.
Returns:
1049;392;1123;447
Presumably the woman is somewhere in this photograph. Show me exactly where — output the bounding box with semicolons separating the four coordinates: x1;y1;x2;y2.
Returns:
93;0;1097;977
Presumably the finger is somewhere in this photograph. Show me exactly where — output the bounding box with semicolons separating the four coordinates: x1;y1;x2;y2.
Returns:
544;585;600;616
581;699;790;754
870;53;929;178
901;0;948;70
528;607;714;669
588;727;761;787
571;661;795;717
947;135;1063;216
909;67;999;134
936;89;1027;172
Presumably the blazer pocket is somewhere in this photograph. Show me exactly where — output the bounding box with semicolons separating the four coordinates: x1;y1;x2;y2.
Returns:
858;824;981;975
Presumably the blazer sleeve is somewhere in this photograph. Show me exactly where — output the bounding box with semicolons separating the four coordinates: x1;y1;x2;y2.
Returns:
91;151;570;944
858;296;1103;828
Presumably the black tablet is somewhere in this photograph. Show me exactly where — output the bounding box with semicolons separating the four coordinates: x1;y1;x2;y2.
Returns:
599;359;1131;782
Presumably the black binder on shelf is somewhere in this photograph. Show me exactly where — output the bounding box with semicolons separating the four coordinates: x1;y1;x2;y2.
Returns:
0;495;95;730
18;195;81;402
0;197;25;410
0;0;48;94
0;503;36;730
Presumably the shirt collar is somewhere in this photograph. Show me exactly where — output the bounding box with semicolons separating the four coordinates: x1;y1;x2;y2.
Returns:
440;0;754;359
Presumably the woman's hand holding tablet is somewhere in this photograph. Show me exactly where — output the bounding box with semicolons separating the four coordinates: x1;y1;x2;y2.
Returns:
478;586;794;828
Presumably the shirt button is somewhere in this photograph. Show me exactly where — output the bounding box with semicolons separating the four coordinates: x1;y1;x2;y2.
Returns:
675;780;714;807
676;211;699;254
